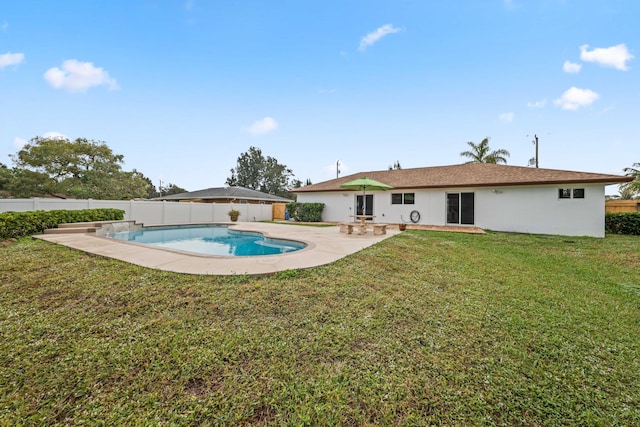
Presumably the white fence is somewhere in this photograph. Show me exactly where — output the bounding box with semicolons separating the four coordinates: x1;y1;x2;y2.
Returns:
0;198;273;225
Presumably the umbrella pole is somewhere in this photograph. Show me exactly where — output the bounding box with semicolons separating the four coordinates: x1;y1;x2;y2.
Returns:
362;187;366;217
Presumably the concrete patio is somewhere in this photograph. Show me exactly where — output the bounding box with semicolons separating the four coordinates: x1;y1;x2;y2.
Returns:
34;222;401;275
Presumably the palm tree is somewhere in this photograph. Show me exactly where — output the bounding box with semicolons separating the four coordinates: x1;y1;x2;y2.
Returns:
460;137;510;164
621;162;640;198
388;160;402;170
618;185;637;200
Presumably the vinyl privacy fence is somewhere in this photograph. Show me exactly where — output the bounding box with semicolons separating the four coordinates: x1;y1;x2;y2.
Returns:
0;199;273;225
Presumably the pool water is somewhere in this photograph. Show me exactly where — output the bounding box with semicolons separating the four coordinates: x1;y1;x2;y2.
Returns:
111;225;306;256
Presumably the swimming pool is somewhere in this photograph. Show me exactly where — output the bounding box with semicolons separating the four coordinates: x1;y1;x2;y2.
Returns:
110;225;306;257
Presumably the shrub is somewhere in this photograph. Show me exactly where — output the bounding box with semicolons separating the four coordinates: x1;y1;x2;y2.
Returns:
285;202;324;222
0;208;124;240
605;212;640;235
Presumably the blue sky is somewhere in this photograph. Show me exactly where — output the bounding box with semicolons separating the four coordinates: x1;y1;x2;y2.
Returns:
1;1;637;193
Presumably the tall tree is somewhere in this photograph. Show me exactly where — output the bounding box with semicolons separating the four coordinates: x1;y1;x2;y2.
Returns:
226;146;295;198
160;183;188;196
9;136;151;199
620;162;640;198
618;185;637;200
0;163;14;196
460;137;510;164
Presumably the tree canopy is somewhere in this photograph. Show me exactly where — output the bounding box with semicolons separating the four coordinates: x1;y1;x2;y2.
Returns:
0;163;12;197
1;136;185;200
620;162;640;198
225;146;295;198
158;183;189;197
460;137;510;164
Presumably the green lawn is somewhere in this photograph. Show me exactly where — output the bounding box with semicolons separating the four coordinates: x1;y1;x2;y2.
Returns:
1;231;639;426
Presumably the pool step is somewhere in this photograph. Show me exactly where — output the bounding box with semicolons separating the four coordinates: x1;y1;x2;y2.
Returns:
57;221;104;229
44;222;103;235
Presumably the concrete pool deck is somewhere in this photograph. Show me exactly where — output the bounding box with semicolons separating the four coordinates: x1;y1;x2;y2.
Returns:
34;222;401;275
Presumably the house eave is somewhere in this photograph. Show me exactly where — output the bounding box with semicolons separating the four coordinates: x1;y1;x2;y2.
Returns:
293;177;633;193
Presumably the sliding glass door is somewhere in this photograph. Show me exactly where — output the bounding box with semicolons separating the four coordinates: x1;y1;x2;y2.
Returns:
446;192;474;225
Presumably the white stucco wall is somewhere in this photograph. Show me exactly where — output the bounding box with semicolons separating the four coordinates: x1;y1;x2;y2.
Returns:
296;190;445;225
296;183;606;237
474;184;605;237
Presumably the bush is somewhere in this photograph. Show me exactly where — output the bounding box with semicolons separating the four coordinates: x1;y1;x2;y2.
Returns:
285;202;324;222
0;208;124;240
605;212;640;235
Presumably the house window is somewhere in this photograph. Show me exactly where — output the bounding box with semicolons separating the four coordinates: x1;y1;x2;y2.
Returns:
391;193;415;204
447;192;474;225
558;189;572;199
559;188;584;199
572;188;585;199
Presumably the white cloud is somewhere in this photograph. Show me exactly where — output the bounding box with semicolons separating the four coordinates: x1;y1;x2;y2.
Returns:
527;99;547;109
498;112;514;123
579;44;634;71
0;52;25;69
42;131;68;139
13;132;68;149
554;87;599;110
248;117;278;135
563;60;582;73
1;21;8;32
358;24;401;52
44;59;119;92
13;137;27;149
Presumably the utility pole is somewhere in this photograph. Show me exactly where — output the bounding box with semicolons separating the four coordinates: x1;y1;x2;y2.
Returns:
159;179;163;197
528;135;540;168
336;160;341;179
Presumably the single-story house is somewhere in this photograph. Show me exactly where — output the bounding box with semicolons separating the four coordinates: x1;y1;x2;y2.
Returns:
154;186;293;204
291;163;632;237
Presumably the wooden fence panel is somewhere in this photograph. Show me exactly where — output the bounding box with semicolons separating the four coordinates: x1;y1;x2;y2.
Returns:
605;200;640;213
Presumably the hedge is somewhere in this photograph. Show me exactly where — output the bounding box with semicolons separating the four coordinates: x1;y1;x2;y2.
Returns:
285;203;325;222
0;208;124;240
605;212;640;235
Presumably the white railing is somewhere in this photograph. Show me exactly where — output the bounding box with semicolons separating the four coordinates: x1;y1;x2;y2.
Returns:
0;198;273;225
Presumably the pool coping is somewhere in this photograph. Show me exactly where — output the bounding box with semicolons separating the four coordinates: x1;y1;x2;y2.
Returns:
102;223;317;259
34;222;400;275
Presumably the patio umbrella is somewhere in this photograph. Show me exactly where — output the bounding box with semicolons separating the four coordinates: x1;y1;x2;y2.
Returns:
340;176;393;217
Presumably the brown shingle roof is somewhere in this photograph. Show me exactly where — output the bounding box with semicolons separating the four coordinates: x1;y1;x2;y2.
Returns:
292;163;632;193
